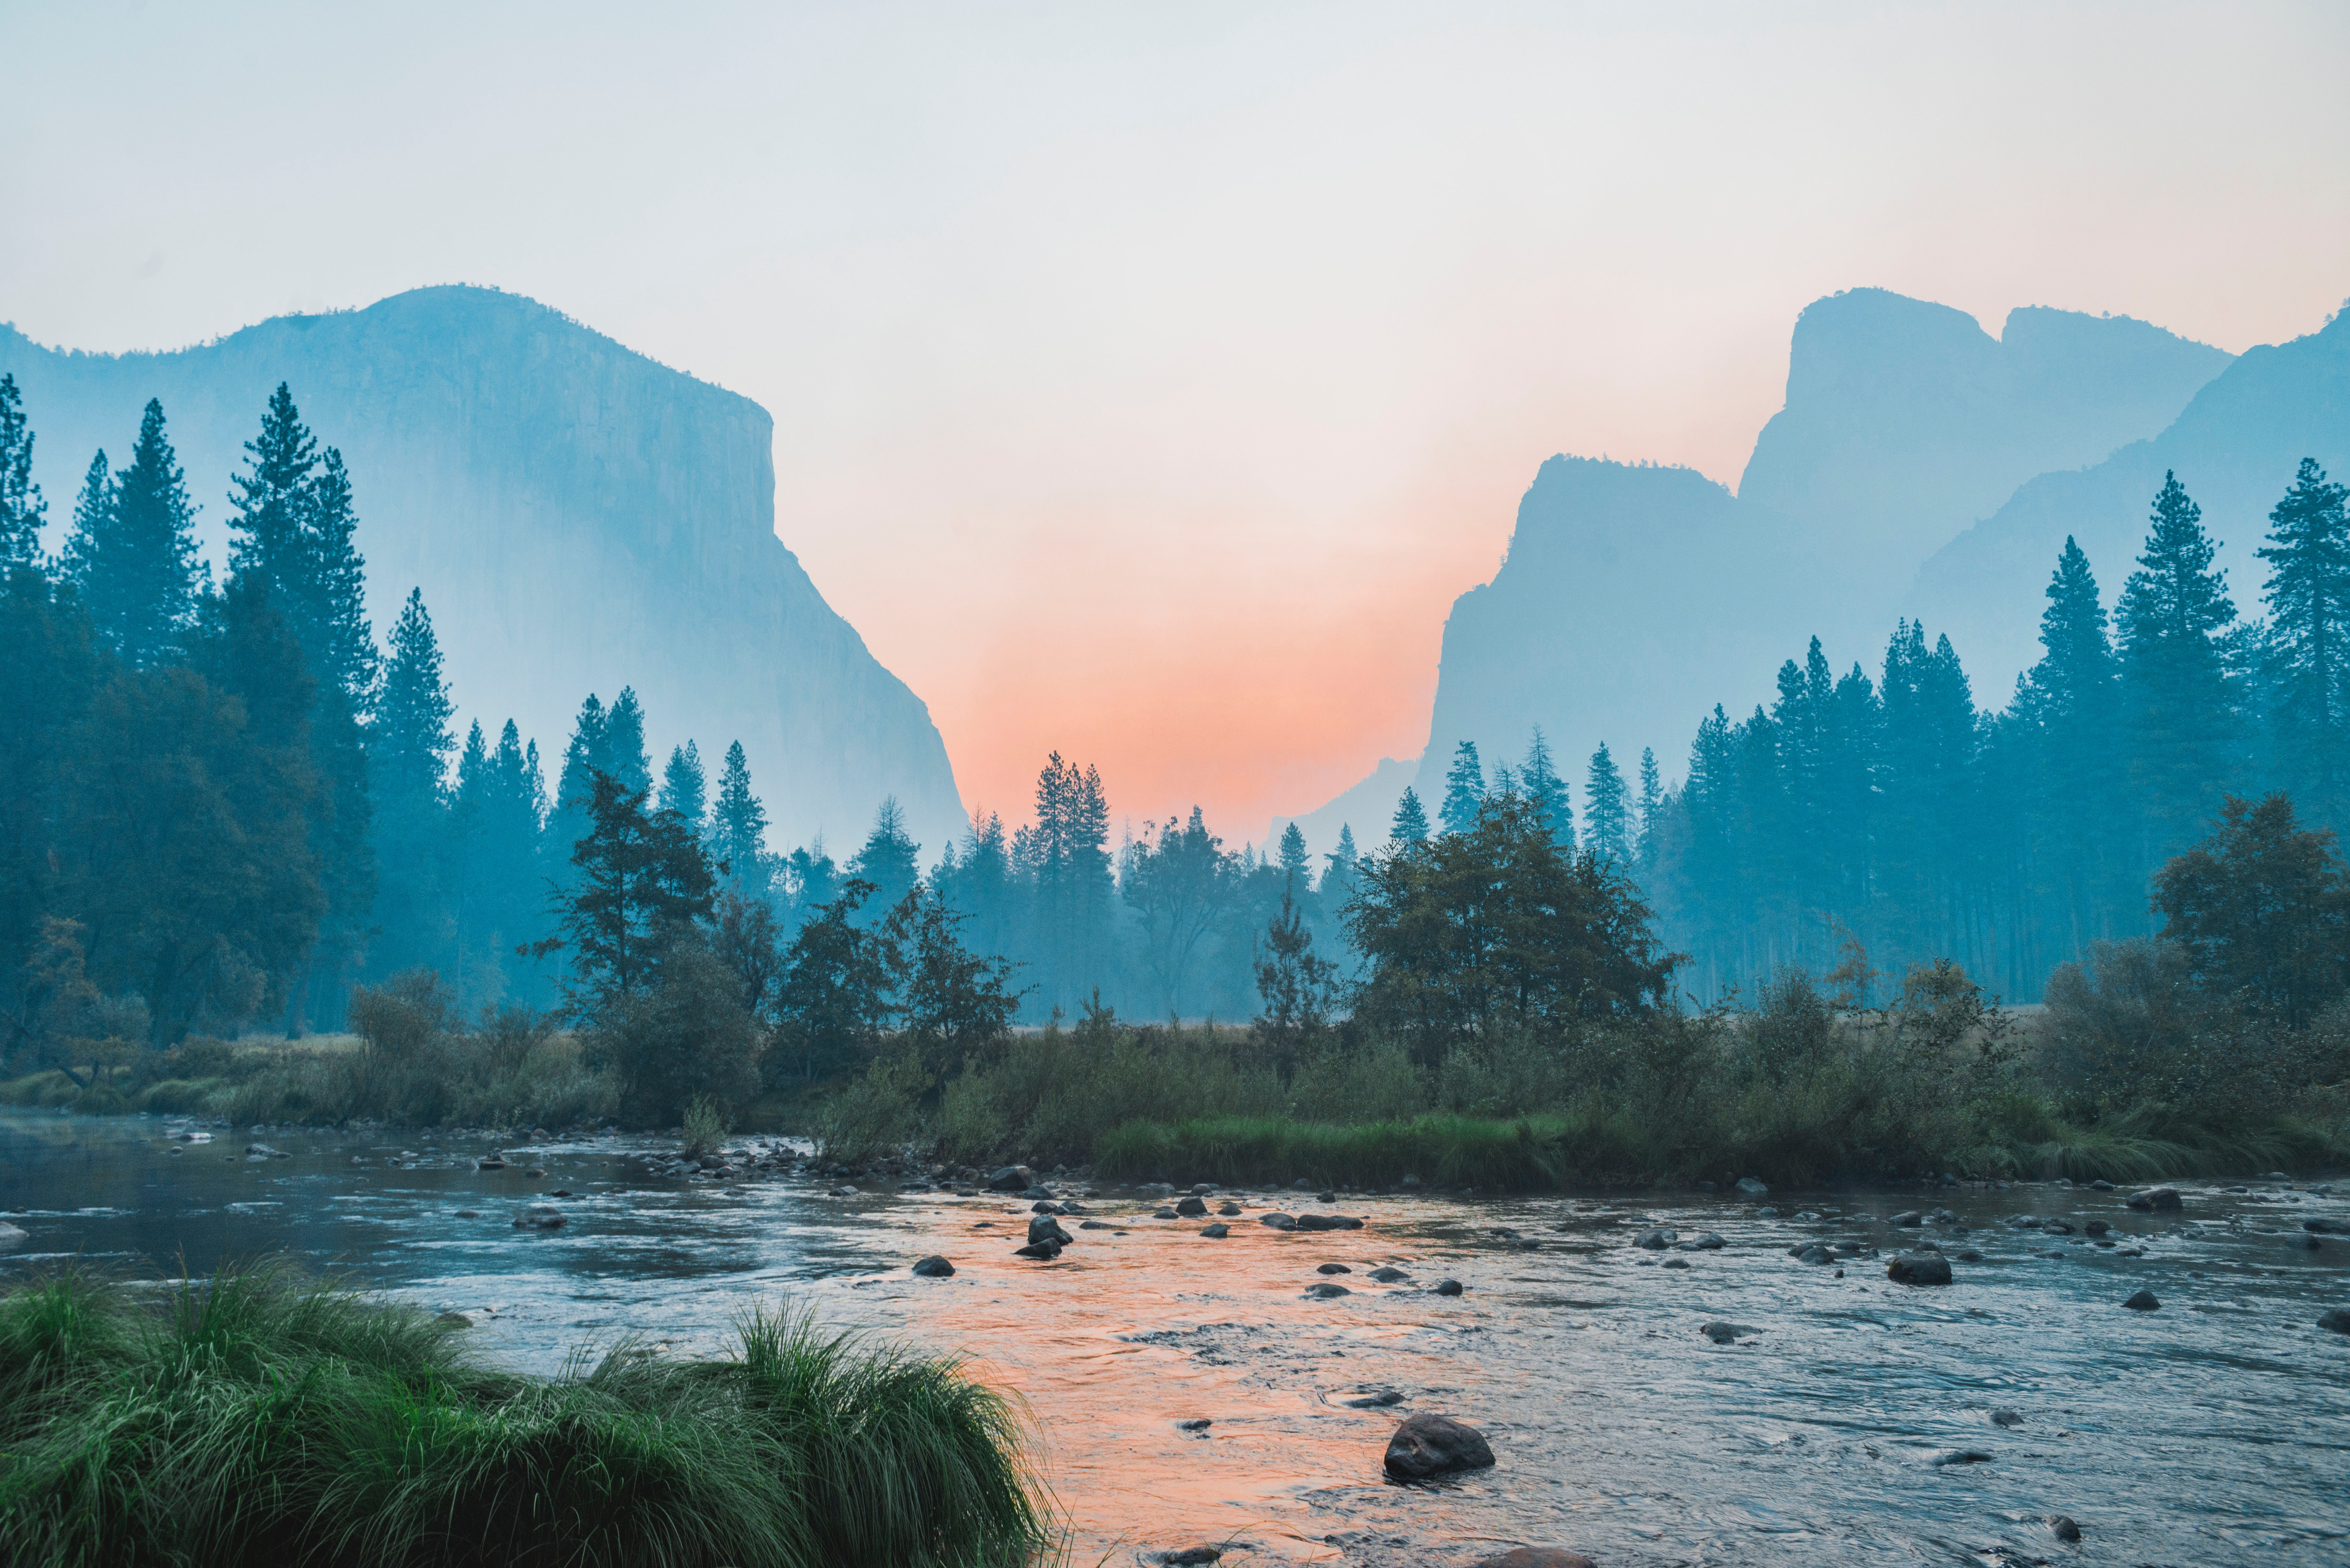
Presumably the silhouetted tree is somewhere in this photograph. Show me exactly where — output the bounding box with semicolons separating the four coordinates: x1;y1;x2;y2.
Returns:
1439;740;1485;835
2119;472;2239;859
1391;787;1429;845
0;374;45;569
64;400;203;668
2259;459;2350;824
2154;793;2349;1026
660;741;707;838
1584;742;1629;865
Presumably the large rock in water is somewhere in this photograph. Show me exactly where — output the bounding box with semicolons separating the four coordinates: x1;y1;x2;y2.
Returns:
1470;1552;1595;1568
0;288;965;852
1383;1413;1496;1479
0;1221;28;1251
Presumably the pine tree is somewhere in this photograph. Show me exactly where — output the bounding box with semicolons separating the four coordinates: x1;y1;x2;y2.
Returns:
1634;746;1664;876
303;449;375;705
1519;728;1572;846
1391;787;1430;845
1438;741;1485;835
2017;539;2126;950
1584;743;1630;864
2258;458;2350;823
374;589;456;803
660;741;707;835
712;740;771;889
228;383;316;586
2118;471;2238;853
604;686;653;796
1321;823;1360;905
1277;821;1312;891
556;696;610;816
847;796;921;914
0;373;45;569
64;401;203;667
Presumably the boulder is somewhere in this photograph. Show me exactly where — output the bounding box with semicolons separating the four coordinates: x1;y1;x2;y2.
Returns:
245;1143;290;1159
1383;1413;1495;1479
1735;1176;1769;1196
2126;1186;2182;1212
2315;1307;2350;1334
2040;1220;2074;1234
1792;1244;1832;1264
1990;1407;2022;1426
1368;1266;1410;1282
1700;1322;1758;1344
2084;1219;2111;1237
1297;1212;1363;1231
985;1165;1035;1192
0;1221;28;1251
1891;1210;1924;1226
1676;1232;1725;1251
911;1255;956;1277
2050;1516;2082;1543
436;1311;475;1328
1434;1278;1464;1296
1470;1552;1595;1568
1260;1212;1298;1230
2304;1217;2346;1234
1634;1227;1677;1250
1027;1214;1074;1247
2123;1289;2161;1311
1153;1208;1178;1219
1200;1223;1231;1238
1012;1240;1063;1260
1887;1254;1953;1285
512;1206;568;1229
1317;1262;1353;1274
1157;1549;1221;1566
1305;1281;1351;1298
1175;1195;1209;1217
1080;1219;1114;1230
1217;1201;1242;1216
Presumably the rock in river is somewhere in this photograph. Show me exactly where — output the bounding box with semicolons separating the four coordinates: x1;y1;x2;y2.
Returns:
1634;1227;1677;1250
911;1255;956;1277
1027;1215;1074;1247
986;1165;1035;1192
1260;1212;1297;1230
1200;1223;1230;1238
1470;1552;1595;1568
1317;1262;1352;1274
1434;1278;1464;1296
1887;1254;1953;1285
1383;1413;1496;1479
2126;1186;2183;1212
2123;1289;2162;1311
1306;1281;1351;1298
1735;1176;1769;1196
1296;1213;1364;1231
1701;1322;1759;1344
1368;1266;1410;1282
1012;1241;1063;1260
2314;1307;2349;1334
0;1221;29;1251
1175;1195;1209;1217
512;1206;567;1229
2050;1515;2083;1542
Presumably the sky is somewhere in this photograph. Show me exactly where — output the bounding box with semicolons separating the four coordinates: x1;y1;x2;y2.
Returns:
4;1;2348;848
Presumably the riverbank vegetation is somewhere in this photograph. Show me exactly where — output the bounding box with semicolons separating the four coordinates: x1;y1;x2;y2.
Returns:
0;1263;1046;1568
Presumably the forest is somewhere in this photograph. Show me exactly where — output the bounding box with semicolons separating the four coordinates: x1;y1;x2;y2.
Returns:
2;373;2348;1183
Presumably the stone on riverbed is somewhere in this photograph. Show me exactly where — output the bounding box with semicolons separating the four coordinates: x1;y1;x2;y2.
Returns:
1676;1232;1725;1251
985;1165;1034;1192
1470;1551;1595;1568
1368;1266;1410;1282
1175;1196;1209;1217
2050;1515;2082;1542
2314;1307;2349;1334
1991;1407;2022;1426
1735;1176;1769;1195
1434;1278;1464;1296
1634;1227;1677;1249
1080;1219;1113;1230
1317;1262;1352;1274
512;1206;567;1229
1701;1322;1758;1344
1012;1241;1063;1260
2126;1186;2182;1212
1027;1215;1074;1247
911;1255;956;1277
1887;1254;1953;1285
1260;1212;1297;1230
2123;1289;2161;1311
1200;1223;1230;1238
0;1221;27;1251
1217;1201;1242;1216
1296;1213;1363;1231
1153;1208;1179;1219
1383;1413;1495;1479
1305;1281;1351;1298
1342;1387;1403;1407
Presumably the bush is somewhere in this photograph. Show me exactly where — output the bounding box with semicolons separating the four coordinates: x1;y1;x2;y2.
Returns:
590;946;762;1129
0;1263;1046;1567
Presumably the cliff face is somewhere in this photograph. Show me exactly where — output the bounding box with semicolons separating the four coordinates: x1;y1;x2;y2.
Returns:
1910;304;2350;697
1740;288;2231;584
1411;456;1867;815
0;286;965;854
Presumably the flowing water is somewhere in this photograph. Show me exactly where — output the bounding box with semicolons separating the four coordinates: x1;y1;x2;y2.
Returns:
4;1109;2347;1568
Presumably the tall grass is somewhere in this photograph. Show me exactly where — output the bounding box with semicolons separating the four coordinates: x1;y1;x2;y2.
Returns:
0;1264;1047;1568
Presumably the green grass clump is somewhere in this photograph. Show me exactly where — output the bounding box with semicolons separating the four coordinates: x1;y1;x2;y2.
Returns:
0;1264;1047;1568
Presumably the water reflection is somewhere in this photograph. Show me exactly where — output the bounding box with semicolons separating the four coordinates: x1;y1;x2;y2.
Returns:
3;1110;2346;1566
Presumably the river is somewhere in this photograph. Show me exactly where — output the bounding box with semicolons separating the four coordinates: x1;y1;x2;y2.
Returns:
3;1109;2346;1567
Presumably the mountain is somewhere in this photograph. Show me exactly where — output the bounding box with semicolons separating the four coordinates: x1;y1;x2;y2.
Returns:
1739;288;2232;586
0;286;966;855
1910;303;2350;696
1408;456;1868;819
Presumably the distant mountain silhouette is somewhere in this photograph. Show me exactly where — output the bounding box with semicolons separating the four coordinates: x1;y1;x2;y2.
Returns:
1911;303;2350;696
0;286;965;854
1316;289;2252;852
1740;288;2231;588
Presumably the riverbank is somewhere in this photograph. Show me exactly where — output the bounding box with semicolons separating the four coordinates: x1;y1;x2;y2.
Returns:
0;1262;1045;1568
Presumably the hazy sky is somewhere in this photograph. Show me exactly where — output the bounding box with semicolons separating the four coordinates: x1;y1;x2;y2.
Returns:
5;2;2347;847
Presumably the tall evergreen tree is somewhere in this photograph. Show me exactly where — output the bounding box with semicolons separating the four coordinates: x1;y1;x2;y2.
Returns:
227;383;317;591
1519;728;1572;846
373;589;456;803
604;686;653;796
660;741;708;837
64;401;203;668
2258;458;2350;825
1391;787;1430;845
1277;821;1312;892
0;374;45;569
1026;751;1114;1009
302;449;375;704
1634;746;1664;877
1438;741;1485;835
1321;823;1361;906
2018;539;2127;951
847;796;921;915
711;740;771;890
1584;742;1630;865
2118;471;2238;854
